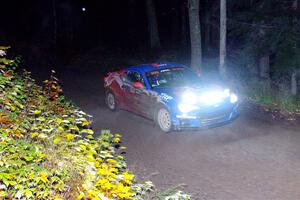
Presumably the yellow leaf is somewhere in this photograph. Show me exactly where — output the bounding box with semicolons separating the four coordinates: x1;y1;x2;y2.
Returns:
77;192;85;200
79;145;86;151
53;195;63;200
115;133;122;138
122;171;134;185
30;132;39;138
53;138;61;144
66;133;75;141
106;159;118;165
82;121;90;126
58;126;64;132
0;46;10;50
39;172;48;183
10;106;15;111
33;110;41;115
40;171;47;177
95;179;113;190
81;129;94;134
113;137;121;143
114;183;134;198
56;118;62;125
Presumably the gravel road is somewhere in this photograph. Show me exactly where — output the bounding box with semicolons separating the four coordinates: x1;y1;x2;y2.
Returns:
58;66;300;200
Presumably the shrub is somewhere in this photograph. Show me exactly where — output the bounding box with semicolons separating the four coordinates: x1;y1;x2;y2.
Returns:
0;46;137;199
245;78;300;114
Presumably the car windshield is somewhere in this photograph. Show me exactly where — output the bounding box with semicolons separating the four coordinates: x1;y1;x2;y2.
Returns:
146;67;200;88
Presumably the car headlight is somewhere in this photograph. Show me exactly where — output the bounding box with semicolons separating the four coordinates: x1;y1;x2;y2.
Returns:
223;88;230;97
182;92;197;105
179;89;237;113
198;89;231;104
199;91;223;104
178;103;199;113
230;93;238;103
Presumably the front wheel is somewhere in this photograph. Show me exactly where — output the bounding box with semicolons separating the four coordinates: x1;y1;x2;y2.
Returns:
105;92;118;111
156;106;172;132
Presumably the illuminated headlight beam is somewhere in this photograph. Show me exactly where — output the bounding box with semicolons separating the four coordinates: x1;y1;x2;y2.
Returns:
230;94;238;103
199;91;223;104
178;103;199;113
182;92;197;104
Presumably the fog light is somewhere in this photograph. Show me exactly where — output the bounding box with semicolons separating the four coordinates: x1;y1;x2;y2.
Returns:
230;94;238;103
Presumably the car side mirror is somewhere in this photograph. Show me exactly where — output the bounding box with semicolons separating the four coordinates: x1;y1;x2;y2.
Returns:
133;82;144;89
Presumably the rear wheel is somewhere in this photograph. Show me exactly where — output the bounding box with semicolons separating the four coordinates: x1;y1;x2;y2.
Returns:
106;92;117;111
156;106;172;132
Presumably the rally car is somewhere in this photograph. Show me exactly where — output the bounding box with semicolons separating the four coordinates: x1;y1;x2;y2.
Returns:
104;62;239;132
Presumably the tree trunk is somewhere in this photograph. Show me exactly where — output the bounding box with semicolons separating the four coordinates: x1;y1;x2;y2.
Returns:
293;0;298;10
127;0;136;45
52;0;57;46
171;0;180;43
188;0;202;72
259;55;270;79
291;70;298;96
180;0;188;47
204;0;211;52
259;55;271;89
145;0;161;49
219;0;226;77
291;0;298;96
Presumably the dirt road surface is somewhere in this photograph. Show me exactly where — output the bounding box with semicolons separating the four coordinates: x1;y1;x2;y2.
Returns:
58;66;300;200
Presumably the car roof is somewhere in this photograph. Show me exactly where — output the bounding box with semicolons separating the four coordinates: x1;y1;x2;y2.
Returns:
125;62;186;73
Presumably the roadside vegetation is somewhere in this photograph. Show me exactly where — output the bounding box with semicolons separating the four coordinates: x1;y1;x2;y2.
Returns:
0;47;190;199
226;1;300;118
243;80;300;118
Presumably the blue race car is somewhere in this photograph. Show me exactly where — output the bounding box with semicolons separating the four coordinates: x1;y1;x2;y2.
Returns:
104;62;239;132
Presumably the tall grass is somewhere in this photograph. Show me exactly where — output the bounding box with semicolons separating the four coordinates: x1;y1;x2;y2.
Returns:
245;79;300;113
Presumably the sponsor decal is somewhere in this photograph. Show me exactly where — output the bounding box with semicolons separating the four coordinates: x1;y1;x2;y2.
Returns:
160;93;173;101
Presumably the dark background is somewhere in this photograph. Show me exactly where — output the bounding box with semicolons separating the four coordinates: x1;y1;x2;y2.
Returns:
0;0;183;55
0;0;299;84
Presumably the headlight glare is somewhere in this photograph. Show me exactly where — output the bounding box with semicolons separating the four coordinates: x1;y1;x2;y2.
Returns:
182;92;197;104
223;88;230;97
199;91;223;104
178;104;199;113
230;94;238;103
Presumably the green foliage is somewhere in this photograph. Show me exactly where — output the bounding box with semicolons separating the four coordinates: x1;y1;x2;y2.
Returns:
150;186;191;200
228;0;300;115
246;81;300;113
229;0;300;73
0;48;136;199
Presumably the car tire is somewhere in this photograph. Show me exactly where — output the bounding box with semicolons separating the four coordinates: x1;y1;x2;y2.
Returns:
105;92;118;111
155;106;172;133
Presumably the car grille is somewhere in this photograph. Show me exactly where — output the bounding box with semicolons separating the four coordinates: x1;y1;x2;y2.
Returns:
198;108;232;125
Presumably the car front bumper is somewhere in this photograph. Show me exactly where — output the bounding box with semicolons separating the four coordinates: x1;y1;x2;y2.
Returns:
172;103;239;130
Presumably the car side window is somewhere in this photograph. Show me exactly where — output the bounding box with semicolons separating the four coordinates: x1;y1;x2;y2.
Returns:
125;71;145;86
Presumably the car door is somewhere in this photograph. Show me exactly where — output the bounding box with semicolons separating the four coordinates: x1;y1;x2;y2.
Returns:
123;70;152;117
135;88;156;119
119;71;137;112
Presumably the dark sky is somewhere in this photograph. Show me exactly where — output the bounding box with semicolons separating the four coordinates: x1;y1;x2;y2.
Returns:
0;0;181;50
